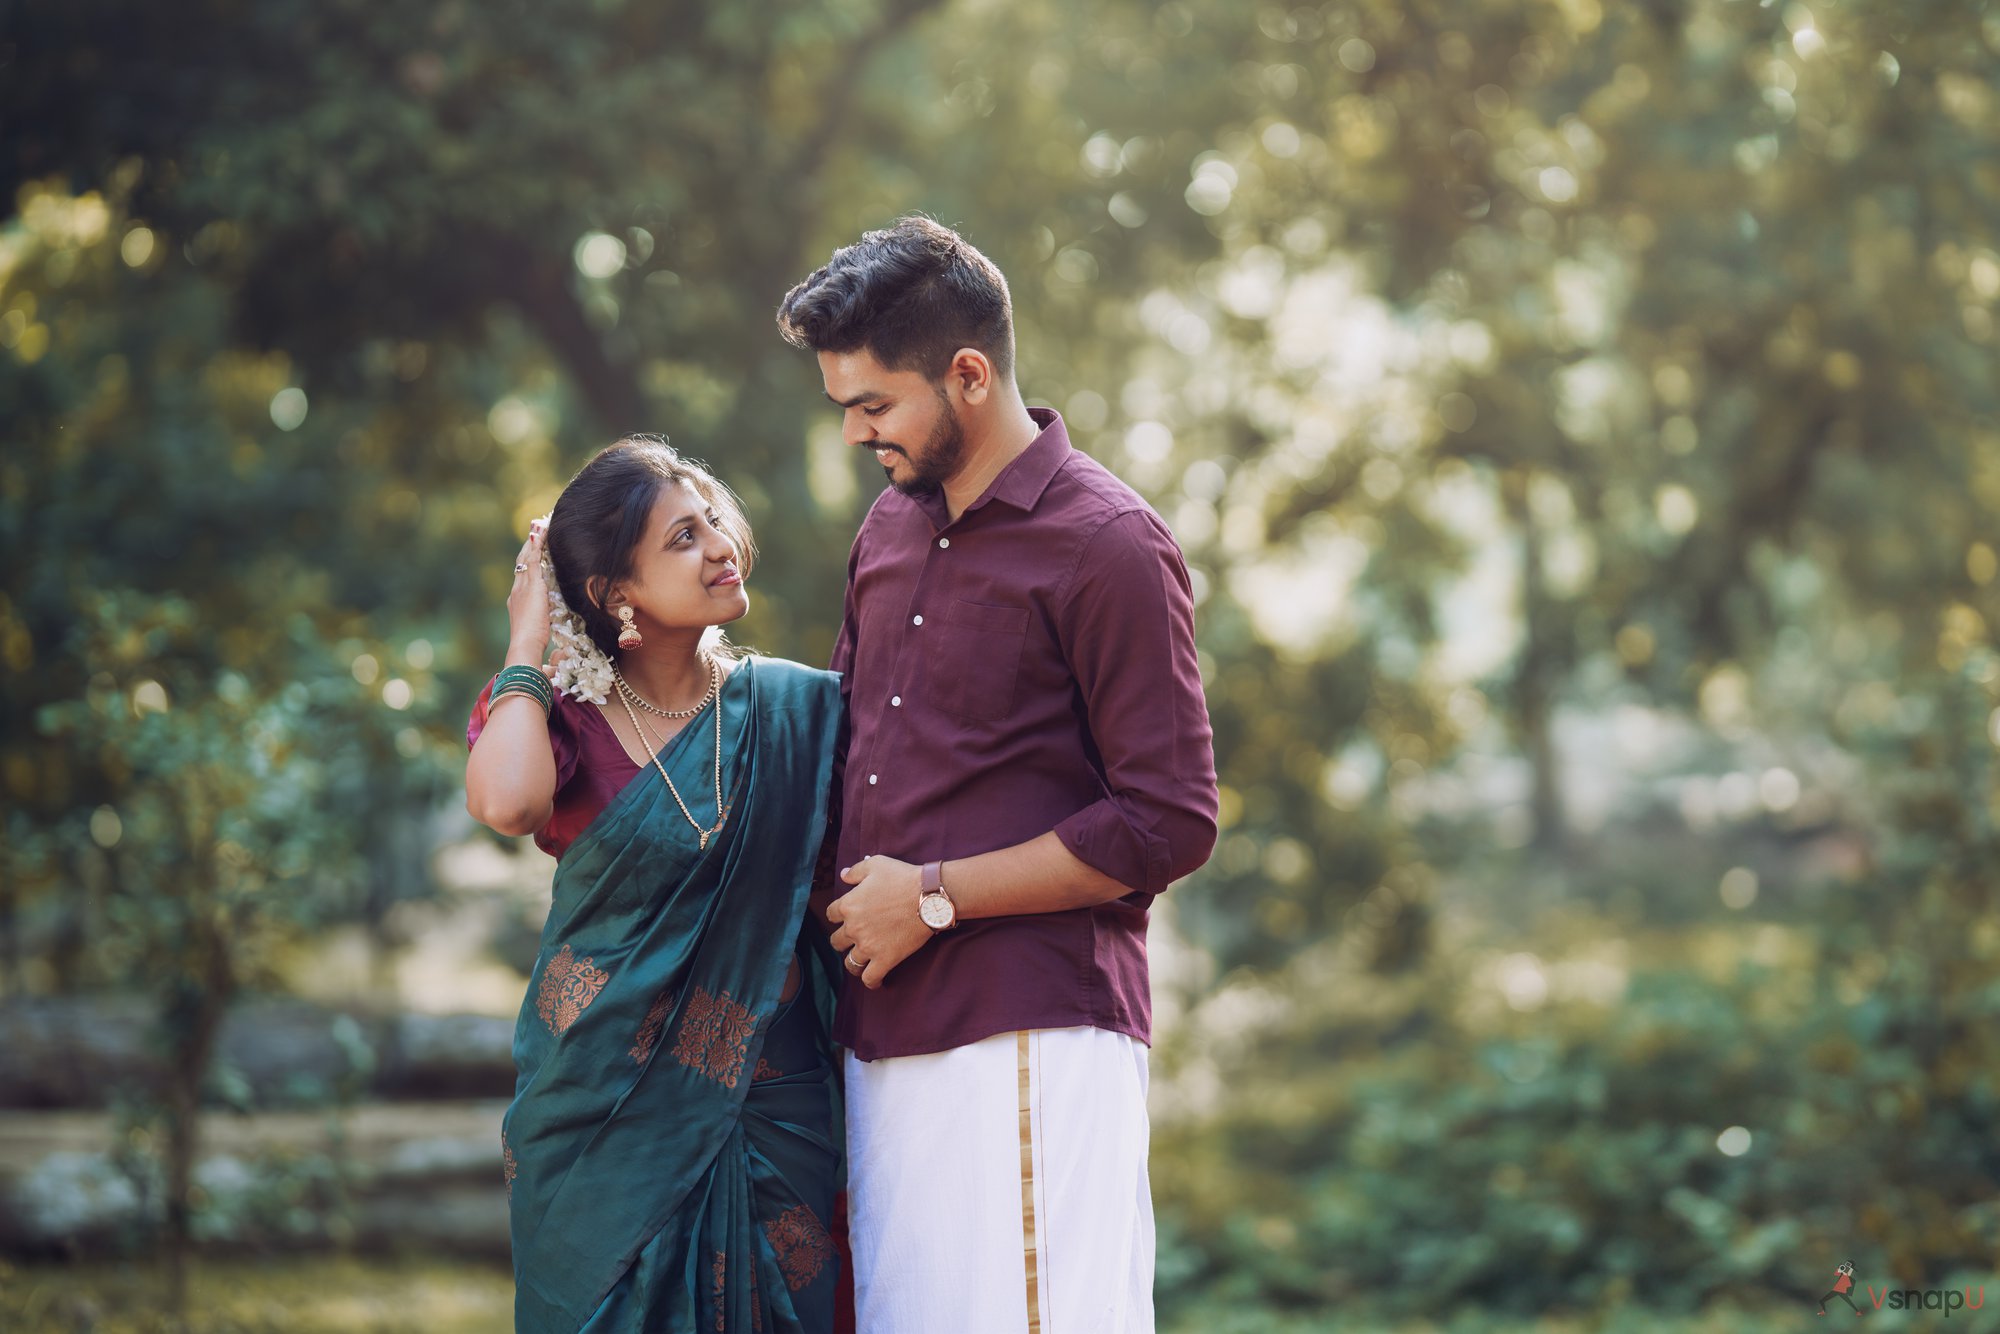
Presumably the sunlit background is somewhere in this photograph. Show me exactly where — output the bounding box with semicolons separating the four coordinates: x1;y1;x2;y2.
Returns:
4;0;1998;1329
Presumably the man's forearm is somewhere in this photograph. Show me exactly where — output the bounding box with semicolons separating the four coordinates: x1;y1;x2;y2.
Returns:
826;831;1148;990
946;831;1136;919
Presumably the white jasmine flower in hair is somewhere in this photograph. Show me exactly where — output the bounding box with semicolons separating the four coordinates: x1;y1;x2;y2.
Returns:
535;513;614;704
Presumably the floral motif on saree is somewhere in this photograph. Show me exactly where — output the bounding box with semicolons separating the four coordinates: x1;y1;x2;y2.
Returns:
502;1133;517;1198
535;943;610;1035
671;984;758;1088
762;1204;833;1291
629;989;675;1065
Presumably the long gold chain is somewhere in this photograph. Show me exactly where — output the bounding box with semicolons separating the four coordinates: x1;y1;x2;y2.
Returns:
615;660;725;850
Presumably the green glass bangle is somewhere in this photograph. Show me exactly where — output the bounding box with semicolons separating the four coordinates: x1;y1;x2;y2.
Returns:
495;664;553;696
492;683;553;715
492;688;553;713
493;666;554;713
494;681;552;706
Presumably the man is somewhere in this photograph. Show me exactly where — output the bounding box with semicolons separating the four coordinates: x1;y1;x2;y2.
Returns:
777;216;1217;1334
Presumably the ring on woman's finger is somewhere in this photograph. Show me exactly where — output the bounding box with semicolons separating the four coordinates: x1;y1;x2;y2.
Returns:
515;563;527;572
844;952;866;975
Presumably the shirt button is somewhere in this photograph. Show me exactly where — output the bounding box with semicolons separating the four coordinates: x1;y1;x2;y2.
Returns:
912;614;924;626
891;695;902;707
868;774;879;785
938;537;950;549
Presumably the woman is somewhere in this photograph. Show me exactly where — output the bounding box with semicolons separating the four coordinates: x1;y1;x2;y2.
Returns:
465;435;846;1333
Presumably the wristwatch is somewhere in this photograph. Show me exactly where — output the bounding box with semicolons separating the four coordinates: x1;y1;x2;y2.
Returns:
918;860;957;933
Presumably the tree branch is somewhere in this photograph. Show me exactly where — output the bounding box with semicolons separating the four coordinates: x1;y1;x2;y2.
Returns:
784;0;953;206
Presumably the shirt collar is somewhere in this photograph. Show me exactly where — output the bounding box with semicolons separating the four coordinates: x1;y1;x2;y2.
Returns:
969;408;1071;515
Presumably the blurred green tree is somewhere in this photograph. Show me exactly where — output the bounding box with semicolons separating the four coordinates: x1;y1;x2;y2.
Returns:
29;602;400;1306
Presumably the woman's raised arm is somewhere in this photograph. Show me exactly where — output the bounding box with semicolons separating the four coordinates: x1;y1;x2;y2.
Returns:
466;522;560;836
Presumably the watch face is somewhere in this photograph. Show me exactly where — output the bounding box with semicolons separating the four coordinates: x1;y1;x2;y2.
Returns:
919;894;954;930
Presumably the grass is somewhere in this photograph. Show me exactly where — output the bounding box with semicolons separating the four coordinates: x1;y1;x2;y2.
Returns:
0;1257;1829;1333
0;1256;514;1334
1160;1302;1829;1333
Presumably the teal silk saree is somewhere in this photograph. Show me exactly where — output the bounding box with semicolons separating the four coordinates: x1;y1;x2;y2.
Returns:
503;657;845;1333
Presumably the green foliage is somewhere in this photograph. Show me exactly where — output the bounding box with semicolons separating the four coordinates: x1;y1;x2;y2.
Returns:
0;190;468;997
1156;923;2000;1322
27;595;408;978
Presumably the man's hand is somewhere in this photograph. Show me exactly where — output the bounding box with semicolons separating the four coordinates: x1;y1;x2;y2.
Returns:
825;855;932;990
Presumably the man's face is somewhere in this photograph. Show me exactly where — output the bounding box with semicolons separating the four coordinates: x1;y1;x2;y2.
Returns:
818;348;968;499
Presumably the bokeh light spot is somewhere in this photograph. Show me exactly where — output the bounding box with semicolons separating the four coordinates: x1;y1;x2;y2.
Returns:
1497;953;1548;1011
1107;192;1149;228
1538;166;1579;204
573;232;627;280
90;806;123;849
120;227;155;268
1260;122;1301;157
1655;484;1699;535
1719;867;1759;910
1438;392;1477;433
269;387;308;431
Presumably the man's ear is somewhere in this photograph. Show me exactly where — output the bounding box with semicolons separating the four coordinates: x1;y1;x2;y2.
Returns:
948;348;994;406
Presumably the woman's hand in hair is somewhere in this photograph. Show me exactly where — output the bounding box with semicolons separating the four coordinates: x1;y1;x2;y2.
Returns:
506;520;553;666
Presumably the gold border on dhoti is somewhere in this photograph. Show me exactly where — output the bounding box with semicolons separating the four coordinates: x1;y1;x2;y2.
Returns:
1018;1029;1041;1332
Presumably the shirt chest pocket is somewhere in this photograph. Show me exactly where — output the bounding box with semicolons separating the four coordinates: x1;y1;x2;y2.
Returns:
928;598;1032;721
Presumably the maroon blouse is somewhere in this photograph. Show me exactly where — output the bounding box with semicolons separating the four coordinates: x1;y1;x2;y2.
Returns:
465;678;641;859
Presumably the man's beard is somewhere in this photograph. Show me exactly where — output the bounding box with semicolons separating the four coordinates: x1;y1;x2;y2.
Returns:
881;386;967;499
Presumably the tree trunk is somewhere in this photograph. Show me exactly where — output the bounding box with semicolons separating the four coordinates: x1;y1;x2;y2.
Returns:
159;920;235;1318
0;873;16;997
1506;472;1566;853
487;232;649;436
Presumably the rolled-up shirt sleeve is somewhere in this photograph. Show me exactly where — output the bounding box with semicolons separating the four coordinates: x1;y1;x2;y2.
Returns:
1051;508;1219;895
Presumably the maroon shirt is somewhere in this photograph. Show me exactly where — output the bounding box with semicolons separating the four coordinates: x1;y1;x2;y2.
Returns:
823;408;1218;1060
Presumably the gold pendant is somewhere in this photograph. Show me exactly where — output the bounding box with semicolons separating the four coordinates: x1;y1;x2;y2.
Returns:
698;832;708;851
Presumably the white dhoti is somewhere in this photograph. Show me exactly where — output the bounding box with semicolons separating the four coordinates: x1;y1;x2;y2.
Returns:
845;1027;1154;1334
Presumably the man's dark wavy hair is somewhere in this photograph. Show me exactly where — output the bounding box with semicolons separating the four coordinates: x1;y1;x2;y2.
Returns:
776;216;1014;380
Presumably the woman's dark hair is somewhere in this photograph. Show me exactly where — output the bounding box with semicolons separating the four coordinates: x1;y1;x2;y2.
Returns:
545;434;756;660
776;215;1014;380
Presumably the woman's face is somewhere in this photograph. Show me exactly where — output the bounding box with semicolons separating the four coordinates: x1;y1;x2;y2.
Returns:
611;479;748;637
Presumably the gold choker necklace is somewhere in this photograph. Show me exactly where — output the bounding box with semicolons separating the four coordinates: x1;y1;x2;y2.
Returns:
613;660;718;719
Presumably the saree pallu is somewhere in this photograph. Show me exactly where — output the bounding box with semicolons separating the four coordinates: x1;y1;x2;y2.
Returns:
504;657;845;1333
